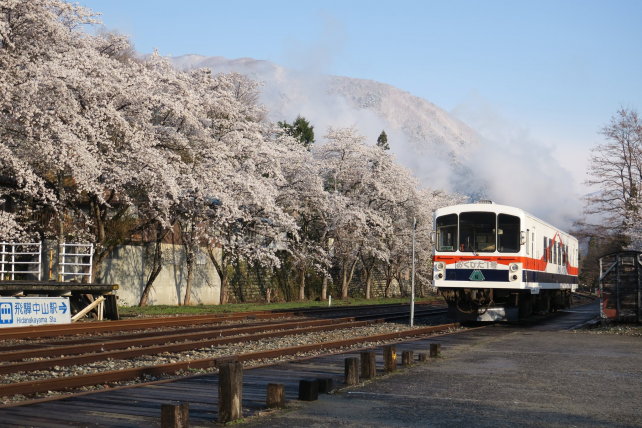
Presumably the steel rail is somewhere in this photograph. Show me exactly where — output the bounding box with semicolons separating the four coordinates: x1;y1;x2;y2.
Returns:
0;317;357;363
0;320;376;375
0;308;446;361
0;302;445;340
0;309;447;374
0;312;292;340
0;322;459;397
0;316;328;353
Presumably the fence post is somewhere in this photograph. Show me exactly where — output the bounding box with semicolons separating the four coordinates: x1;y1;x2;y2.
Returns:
161;402;189;428
361;351;376;379
345;357;359;385
383;345;396;373
266;383;285;409
402;350;414;367
430;343;441;358
218;362;243;423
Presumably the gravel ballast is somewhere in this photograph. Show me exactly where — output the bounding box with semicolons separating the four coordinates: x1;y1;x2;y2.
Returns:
0;316;458;404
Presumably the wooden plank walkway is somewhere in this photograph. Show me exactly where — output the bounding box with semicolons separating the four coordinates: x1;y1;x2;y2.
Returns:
0;304;597;427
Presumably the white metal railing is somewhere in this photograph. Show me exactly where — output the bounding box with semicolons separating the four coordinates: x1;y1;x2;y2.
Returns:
59;243;93;282
0;242;42;281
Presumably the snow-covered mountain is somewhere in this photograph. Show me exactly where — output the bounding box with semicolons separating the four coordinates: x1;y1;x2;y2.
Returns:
154;54;582;229
163;54;483;196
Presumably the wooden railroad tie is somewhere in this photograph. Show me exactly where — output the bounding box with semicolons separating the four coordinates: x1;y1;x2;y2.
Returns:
161;402;189;428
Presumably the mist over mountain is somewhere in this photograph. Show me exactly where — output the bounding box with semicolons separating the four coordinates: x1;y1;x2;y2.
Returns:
161;54;580;229
164;54;484;198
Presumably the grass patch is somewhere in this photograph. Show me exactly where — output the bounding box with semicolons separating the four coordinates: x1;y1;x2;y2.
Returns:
119;296;443;317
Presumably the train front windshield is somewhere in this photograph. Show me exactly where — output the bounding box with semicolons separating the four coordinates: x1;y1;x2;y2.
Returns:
436;212;521;253
460;212;496;252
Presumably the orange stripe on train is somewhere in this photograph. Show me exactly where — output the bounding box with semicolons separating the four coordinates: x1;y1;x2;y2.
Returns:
434;255;578;275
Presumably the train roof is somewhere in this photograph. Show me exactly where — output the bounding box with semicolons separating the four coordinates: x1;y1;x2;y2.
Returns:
434;202;576;240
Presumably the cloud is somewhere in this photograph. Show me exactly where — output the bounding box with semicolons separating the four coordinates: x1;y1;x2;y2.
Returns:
451;94;582;229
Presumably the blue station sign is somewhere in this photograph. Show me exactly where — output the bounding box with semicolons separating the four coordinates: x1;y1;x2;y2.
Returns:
0;297;71;327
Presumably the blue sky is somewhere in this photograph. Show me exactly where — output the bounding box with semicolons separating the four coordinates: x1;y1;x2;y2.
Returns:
81;0;642;194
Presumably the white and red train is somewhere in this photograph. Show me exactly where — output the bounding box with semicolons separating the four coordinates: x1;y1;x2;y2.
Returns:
432;201;578;321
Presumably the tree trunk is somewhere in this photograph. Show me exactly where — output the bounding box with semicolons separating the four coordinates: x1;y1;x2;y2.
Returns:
385;277;393;298
183;250;194;306
341;256;360;299
383;265;394;298
208;246;229;305
396;271;405;298
298;268;306;301
139;224;170;306
321;276;328;300
365;267;372;300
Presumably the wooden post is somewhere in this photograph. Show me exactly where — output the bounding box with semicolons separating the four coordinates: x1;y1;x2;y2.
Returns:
361;350;376;379
218;362;243;423
161;403;189;428
418;352;429;362
402;350;414;367
430;343;441;358
383;345;396;373
298;379;319;401
317;378;333;393
266;383;285;409
345;357;359;385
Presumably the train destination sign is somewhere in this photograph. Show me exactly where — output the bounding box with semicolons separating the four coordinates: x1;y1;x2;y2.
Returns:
0;297;71;328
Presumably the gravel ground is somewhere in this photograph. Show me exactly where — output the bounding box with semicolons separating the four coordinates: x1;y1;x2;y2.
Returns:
246;325;642;427
0;316;460;404
572;324;642;337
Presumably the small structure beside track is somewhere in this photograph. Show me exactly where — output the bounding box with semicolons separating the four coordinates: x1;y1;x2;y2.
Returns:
0;241;119;322
599;251;642;323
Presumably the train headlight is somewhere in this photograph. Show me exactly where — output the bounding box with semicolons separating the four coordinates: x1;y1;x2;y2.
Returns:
435;262;446;271
509;263;519;272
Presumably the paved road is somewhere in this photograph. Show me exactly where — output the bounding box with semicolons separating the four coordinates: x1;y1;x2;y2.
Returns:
247;301;642;428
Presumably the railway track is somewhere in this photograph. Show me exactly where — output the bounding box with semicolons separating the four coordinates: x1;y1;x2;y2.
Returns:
0;302;449;401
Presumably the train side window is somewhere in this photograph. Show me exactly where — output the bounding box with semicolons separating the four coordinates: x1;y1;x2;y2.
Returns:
498;214;520;253
436;214;458;252
543;237;548;262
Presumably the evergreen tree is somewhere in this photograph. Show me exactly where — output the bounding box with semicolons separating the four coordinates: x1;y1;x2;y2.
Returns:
278;115;315;150
377;130;389;150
